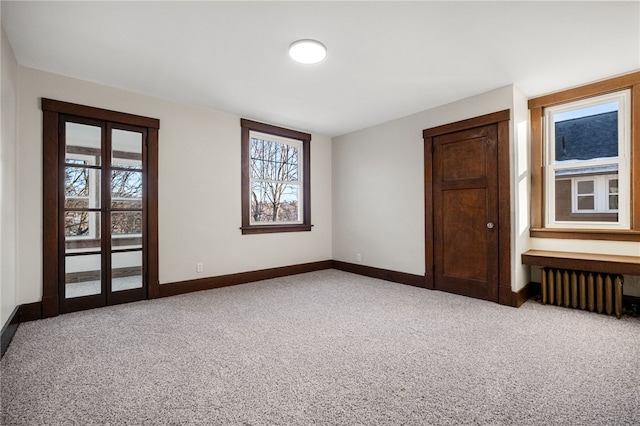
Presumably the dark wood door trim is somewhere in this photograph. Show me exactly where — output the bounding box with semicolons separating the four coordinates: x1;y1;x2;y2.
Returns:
42;98;159;129
42;109;60;318
423;110;510;139
42;98;160;318
423;110;511;305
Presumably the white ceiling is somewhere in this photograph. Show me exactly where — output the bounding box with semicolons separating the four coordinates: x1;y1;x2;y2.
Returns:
2;1;639;137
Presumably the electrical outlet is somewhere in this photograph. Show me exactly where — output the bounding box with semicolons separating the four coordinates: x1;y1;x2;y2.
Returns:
196;262;204;273
356;253;362;262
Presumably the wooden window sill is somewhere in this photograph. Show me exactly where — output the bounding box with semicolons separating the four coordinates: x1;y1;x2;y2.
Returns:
241;224;312;235
530;228;640;242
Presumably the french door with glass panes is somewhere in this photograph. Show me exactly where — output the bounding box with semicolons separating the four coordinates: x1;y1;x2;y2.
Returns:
61;116;148;313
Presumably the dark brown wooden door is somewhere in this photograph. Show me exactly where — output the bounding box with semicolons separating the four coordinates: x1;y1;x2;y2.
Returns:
433;124;499;302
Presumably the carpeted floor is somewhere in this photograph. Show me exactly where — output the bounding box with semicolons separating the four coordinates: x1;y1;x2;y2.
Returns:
2;269;639;425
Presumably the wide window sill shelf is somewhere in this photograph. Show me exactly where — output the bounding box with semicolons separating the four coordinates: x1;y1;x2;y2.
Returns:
522;249;640;275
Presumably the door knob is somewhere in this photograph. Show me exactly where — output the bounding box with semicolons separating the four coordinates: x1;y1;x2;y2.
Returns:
486;222;495;229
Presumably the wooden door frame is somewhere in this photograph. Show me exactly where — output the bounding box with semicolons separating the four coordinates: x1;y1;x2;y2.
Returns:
42;99;160;318
423;110;512;306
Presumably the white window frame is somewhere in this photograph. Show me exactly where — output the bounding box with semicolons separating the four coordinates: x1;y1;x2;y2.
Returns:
248;130;303;225
544;90;631;229
572;177;596;213
571;174;618;213
606;176;619;212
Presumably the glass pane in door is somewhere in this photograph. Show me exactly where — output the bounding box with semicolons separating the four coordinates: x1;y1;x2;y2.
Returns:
111;127;144;294
64;121;103;301
112;129;142;169
111;251;143;292
66;122;102;165
65;167;100;209
111;211;143;238
65;209;101;300
65;254;102;298
64;211;101;245
111;170;143;209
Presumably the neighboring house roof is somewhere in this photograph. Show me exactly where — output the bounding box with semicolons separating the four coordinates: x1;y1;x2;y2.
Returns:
555;111;618;161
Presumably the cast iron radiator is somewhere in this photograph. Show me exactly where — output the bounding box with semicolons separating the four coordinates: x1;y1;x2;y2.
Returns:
540;267;623;319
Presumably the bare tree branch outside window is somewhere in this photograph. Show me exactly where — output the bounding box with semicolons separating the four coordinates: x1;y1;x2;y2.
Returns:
64;156;143;239
111;168;143;235
250;137;301;223
64;161;92;236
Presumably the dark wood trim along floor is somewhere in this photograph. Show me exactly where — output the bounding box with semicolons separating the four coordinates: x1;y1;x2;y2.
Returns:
513;282;540;308
1;306;20;358
13;262;333;324
332;261;427;288
19;302;43;322
158;261;333;298
333;261;535;307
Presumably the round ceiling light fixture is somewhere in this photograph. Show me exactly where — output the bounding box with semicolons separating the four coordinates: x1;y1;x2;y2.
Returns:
289;39;327;64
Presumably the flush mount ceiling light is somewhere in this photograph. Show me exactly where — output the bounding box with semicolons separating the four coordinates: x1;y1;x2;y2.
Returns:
289;39;327;64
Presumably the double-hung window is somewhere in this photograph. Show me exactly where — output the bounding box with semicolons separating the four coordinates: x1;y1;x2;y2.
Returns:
240;119;311;234
529;71;640;240
544;90;630;229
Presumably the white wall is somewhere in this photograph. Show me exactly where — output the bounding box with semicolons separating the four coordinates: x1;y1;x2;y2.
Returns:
512;86;531;291
15;67;332;305
1;25;19;326
333;86;521;284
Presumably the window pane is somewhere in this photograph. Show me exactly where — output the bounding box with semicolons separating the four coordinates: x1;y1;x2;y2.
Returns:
554;102;618;163
577;180;594;195
577;196;594;210
608;179;618;194
278;184;300;222
250;137;299;182
112;129;142;169
609;195;619;210
250;181;300;223
111;169;143;209
554;176;572;220
554;171;618;222
66;122;102;166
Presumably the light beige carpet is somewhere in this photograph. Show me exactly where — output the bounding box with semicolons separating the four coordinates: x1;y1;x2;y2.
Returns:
2;270;639;425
